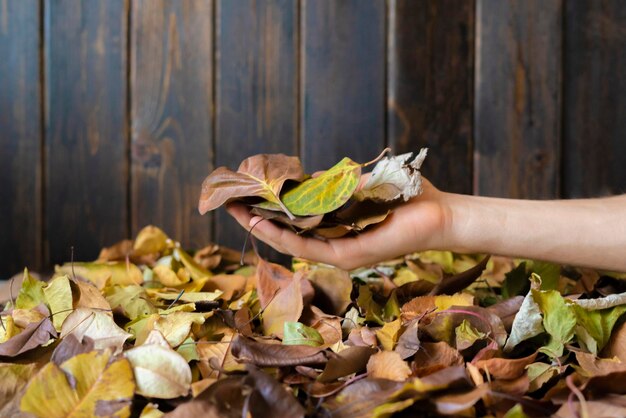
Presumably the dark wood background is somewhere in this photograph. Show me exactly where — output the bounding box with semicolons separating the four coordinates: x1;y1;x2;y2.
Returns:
1;0;625;279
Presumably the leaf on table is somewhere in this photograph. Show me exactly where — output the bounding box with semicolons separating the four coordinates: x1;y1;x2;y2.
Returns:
231;336;327;367
366;351;412;381
277;157;362;216
262;272;304;338
57;261;143;288
0;363;37;410
42;275;73;331
106;284;157;320
20;350;134;418
125;338;192;399
198;153;305;218
0;318;57;357
15;268;45;310
60;308;131;354
353;148;428;202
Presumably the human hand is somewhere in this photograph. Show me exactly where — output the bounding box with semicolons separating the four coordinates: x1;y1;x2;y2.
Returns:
226;177;452;270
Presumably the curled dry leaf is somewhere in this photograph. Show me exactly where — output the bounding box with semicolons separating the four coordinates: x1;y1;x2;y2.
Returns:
198;153;305;218
60;308;131;354
0;318;57;357
231;335;327;367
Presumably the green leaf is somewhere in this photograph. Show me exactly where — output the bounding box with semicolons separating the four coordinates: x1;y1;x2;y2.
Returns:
503;404;529;418
279;157;361;216
15;269;45;310
383;291;401;321
531;261;560;291
532;288;576;358
357;285;384;325
501;262;529;299
573;304;626;354
283;322;324;347
43;275;73;331
455;319;487;350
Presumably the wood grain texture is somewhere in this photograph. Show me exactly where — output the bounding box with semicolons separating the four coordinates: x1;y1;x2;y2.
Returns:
45;0;128;264
302;0;385;172
388;0;474;194
131;0;213;249
215;0;298;251
475;0;562;198
0;0;41;278
563;1;626;198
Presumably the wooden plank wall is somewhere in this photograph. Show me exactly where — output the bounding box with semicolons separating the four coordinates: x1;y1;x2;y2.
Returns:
1;0;626;278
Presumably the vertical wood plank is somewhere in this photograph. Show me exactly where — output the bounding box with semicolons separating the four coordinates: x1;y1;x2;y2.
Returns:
45;0;128;264
475;0;561;198
215;0;298;251
0;0;41;278
302;0;385;172
388;0;474;194
131;0;213;248
563;1;626;198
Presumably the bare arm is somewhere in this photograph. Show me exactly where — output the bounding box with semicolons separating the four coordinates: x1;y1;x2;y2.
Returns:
227;179;626;272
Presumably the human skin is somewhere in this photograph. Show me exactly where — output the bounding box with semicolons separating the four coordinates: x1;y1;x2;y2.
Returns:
226;178;626;272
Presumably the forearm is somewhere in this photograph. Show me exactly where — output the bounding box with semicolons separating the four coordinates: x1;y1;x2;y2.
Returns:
442;193;626;272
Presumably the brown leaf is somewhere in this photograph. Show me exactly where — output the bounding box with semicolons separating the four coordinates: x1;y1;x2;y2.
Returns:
305;267;353;316
395;318;420;359
486;296;524;330
474;352;537;380
435;384;489;415
198;153;305;217
412;342;464;377
0;318;57;357
322;378;403;418
555;400;626;418
250;207;324;231
203;273;248;301
244;366;305;418
601;320;626;362
164;376;243;418
318;346;377;382
366;351;412;381
50;334;95;365
231;336;327;367
429;255;491;296
301;306;342;347
575;351;626;377
262;272;304;338
256;258;296;309
490;374;530;395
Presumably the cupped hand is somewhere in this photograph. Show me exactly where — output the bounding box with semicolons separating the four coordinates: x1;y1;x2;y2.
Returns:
226;178;451;270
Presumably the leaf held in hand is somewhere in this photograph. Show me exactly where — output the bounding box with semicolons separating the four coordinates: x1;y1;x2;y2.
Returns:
198;154;305;218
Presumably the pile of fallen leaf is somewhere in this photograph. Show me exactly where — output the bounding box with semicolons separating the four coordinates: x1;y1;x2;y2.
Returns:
2;225;626;417
198;148;428;238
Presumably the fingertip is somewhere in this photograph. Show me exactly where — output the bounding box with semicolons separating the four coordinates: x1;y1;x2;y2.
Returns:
249;216;264;228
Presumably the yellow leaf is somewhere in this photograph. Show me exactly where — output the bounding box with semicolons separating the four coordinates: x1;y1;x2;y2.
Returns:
153;265;188;287
434;293;474;311
57;261;143;288
0;363;37;409
153;311;207;347
20;350;134;418
0;316;18;343
133;225;169;256
139;403;164;418
376;319;402;351
11;308;45;328
125;343;191;399
366;351;412;381
43;275;73;331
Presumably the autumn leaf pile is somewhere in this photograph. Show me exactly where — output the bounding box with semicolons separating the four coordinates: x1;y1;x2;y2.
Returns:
198;149;428;238
3;228;626;417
